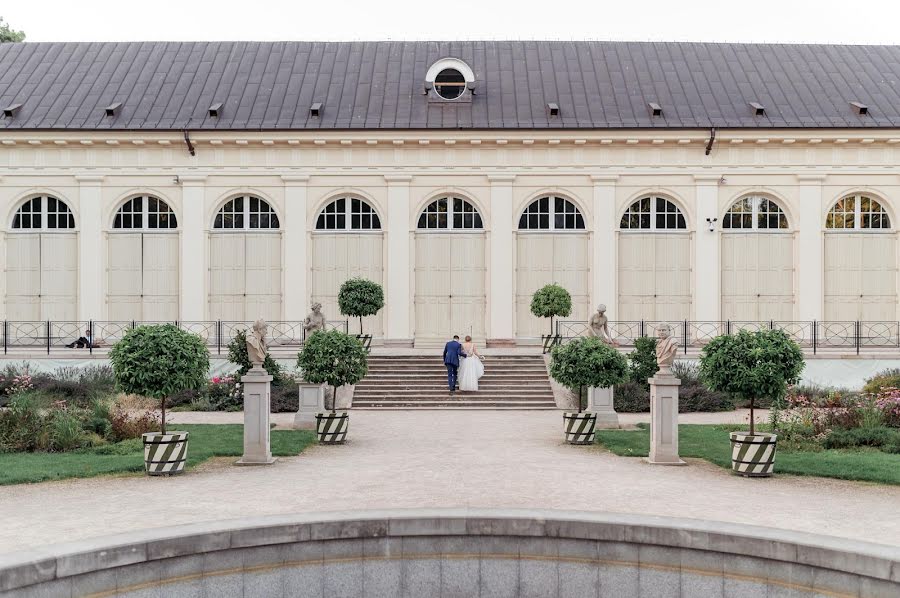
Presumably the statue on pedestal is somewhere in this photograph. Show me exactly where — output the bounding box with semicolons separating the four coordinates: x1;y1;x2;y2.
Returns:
587;304;617;346
655;323;679;375
303;302;326;336
246;319;268;369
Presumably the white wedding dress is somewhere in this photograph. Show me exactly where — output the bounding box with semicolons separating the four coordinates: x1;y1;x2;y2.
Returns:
458;342;484;391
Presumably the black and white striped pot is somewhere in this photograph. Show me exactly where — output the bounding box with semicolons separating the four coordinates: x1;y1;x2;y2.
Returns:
730;432;777;477
563;412;597;445
142;431;189;476
316;412;349;444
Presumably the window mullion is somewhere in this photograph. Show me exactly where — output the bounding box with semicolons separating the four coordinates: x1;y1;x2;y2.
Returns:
855;195;861;230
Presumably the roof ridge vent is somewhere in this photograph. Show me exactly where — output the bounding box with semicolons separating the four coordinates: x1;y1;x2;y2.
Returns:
208;102;223;118
105;102;122;117
547;102;560;117
850;101;868;115
749;102;765;116
3;103;22;118
648;102;663;117
310;102;323;118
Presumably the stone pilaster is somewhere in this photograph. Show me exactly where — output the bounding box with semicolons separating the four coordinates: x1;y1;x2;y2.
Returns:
179;175;207;321
796;174;826;322
384;175;412;345
75;175;104;321
282;175;310;321
591;175;618;315
487;174;516;345
693;175;721;322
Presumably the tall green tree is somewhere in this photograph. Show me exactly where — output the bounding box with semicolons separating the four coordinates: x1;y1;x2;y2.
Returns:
0;18;25;43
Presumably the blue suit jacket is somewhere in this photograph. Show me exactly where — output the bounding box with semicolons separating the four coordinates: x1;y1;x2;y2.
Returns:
443;340;466;367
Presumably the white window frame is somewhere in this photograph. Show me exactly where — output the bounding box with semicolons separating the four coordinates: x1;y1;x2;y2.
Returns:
517;196;586;233
416;196;484;232
9;195;77;232
212;195;280;232
825;194;893;232
619;196;687;232
313;197;382;233
722;196;790;233
111;195;178;232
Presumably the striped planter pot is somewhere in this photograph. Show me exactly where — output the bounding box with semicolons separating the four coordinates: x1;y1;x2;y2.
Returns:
316;412;349;444
563;412;597;445
142;431;189;476
730;432;778;477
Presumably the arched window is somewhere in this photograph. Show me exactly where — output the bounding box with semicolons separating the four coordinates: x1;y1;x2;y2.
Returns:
417;197;483;230
113;196;177;229
315;197;381;230
213;196;279;230
620;196;686;230
723;196;788;230
518;196;585;230
11;195;75;230
826;195;891;229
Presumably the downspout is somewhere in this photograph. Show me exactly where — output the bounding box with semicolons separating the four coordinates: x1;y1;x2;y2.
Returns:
705;127;716;156
183;129;196;156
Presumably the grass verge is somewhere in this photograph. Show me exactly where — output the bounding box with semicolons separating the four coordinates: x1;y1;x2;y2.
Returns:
596;424;900;485
0;424;316;485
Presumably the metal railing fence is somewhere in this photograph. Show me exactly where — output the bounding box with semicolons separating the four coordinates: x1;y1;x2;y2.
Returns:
555;320;900;355
1;319;350;355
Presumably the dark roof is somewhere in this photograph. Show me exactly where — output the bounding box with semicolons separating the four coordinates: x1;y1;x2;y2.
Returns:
1;41;900;131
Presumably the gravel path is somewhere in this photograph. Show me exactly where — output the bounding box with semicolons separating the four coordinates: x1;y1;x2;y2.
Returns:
1;410;897;555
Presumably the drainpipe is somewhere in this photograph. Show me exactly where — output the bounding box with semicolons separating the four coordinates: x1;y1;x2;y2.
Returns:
705;127;716;156
183;129;196;156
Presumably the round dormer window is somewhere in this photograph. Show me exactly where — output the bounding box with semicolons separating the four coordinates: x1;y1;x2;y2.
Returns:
434;68;467;100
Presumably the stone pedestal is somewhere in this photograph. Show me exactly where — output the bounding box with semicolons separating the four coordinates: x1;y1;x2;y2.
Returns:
236;367;277;465
646;370;686;465
588;386;619;429
294;382;325;429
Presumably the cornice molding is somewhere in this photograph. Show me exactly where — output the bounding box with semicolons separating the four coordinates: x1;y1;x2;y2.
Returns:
590;174;619;183
487;174;517;183
693;174;722;183
280;175;310;183
795;174;828;182
383;175;413;183
178;175;208;183
74;175;104;183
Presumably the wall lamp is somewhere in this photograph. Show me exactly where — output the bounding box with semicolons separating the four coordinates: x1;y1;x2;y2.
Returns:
706;217;718;232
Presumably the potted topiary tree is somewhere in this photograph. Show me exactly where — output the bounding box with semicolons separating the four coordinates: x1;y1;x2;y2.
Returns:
296;329;368;444
109;324;210;475
550;336;629;444
338;277;385;337
530;284;572;338
699;329;804;477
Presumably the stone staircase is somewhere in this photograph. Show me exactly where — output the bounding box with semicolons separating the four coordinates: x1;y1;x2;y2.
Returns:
352;355;557;409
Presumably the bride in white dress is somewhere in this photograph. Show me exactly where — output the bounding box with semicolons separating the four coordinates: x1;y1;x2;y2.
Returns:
458;335;484;392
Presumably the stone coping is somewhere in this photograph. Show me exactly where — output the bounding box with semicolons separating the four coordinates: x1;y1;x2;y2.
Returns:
2;509;899;593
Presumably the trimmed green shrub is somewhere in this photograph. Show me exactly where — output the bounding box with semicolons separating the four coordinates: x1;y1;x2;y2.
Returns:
699;329;804;435
530;284;572;336
823;427;900;450
628;336;658;386
863;368;900;394
110;324;210;434
550;336;629;412
297;330;368;412
613;381;650;412
338;277;385;335
228;329;284;382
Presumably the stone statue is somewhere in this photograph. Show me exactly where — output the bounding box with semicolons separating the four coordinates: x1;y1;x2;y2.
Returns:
246;319;268;369
587;304;617;346
303;302;326;336
655;323;679;374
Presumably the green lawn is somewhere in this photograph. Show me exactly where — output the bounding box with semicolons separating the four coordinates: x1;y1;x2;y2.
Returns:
596;424;900;485
0;425;316;485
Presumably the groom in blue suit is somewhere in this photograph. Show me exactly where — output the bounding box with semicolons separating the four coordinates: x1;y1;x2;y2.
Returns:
443;335;467;394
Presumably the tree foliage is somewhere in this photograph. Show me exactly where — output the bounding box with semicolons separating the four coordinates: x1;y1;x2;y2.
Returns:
550;336;628;412
110;325;209;433
628;336;659;386
699;329;804;435
338;277;385;335
530;284;572;336
296;330;368;411
227;329;284;383
0;17;25;43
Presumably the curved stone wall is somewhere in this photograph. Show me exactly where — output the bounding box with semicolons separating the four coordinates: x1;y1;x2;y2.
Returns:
1;509;898;597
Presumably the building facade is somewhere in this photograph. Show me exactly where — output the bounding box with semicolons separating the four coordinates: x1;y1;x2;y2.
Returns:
1;41;899;346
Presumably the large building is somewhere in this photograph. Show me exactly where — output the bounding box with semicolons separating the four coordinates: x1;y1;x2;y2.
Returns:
0;40;899;347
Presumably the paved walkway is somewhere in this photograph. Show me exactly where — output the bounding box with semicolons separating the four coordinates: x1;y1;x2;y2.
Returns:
1;410;898;556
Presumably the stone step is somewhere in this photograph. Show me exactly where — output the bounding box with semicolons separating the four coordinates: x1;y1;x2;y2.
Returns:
354;392;553;400
352;401;558;409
